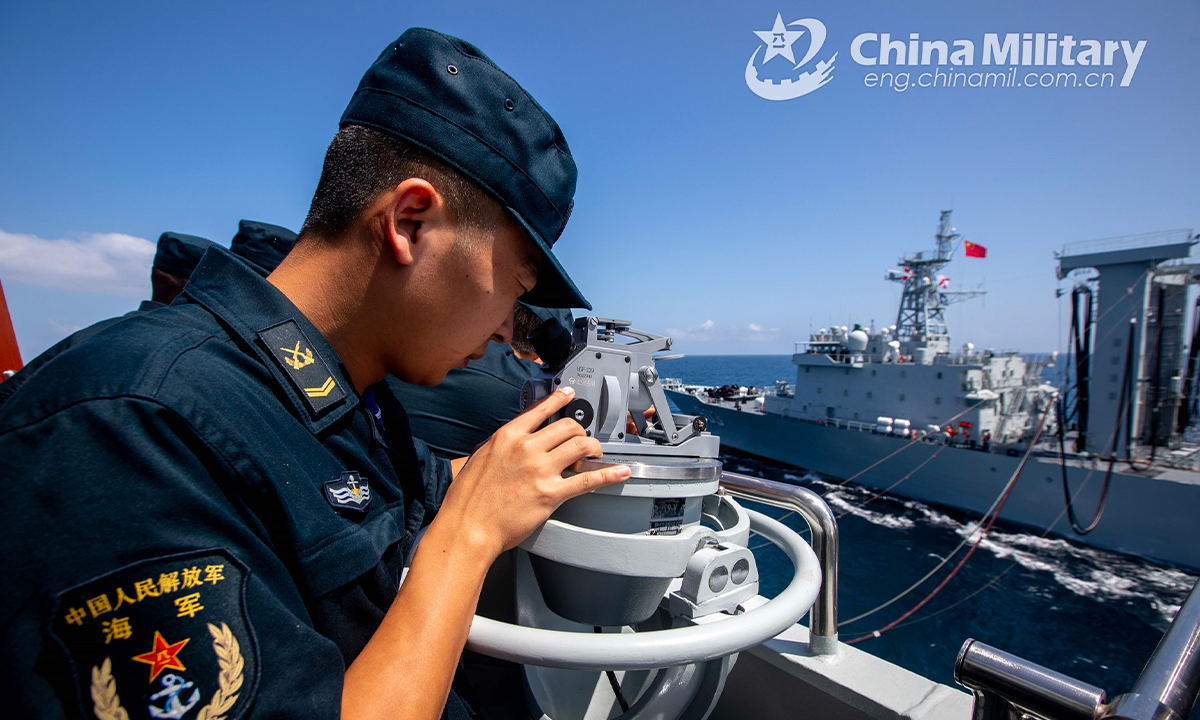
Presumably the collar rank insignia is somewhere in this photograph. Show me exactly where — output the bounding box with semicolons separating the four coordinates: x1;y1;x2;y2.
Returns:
48;549;257;720
325;471;372;514
258;319;347;414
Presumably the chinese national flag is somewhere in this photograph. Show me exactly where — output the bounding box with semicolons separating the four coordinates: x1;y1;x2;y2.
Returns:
964;241;987;258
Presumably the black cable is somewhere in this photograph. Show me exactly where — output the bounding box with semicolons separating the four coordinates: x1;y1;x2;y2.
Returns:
1177;296;1200;434
1071;286;1093;451
1058;318;1131;535
594;627;630;712
1147;285;1166;459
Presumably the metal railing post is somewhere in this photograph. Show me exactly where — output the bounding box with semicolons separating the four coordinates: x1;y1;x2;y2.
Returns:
719;471;839;656
954;578;1200;720
1104;579;1200;720
955;640;1105;720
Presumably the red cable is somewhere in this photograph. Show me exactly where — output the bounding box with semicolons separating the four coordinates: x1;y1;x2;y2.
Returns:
844;482;1013;644
843;403;1053;645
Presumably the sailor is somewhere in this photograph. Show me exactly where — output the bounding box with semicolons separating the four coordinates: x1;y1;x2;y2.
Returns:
0;231;215;403
0;27;627;720
388;302;573;458
230;219;298;273
145;231;220;309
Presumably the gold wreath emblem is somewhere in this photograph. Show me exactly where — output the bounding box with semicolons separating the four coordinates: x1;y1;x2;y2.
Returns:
90;622;244;720
196;622;244;720
90;658;129;720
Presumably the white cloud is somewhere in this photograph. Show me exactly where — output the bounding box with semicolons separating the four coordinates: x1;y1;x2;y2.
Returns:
47;318;83;339
666;319;781;343
0;229;154;297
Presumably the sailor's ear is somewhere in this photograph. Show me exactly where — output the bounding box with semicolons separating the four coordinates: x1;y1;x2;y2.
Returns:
380;179;442;266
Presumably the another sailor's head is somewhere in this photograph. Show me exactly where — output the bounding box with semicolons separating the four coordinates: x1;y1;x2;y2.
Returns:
151;232;215;305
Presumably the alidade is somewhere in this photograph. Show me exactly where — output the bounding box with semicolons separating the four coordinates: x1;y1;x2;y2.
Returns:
521;317;717;457
459;317;824;720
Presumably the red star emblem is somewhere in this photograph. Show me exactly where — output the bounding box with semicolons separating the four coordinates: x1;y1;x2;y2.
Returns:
131;631;190;682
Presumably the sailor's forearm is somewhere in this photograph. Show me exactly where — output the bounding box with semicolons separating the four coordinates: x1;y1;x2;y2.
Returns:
341;518;492;720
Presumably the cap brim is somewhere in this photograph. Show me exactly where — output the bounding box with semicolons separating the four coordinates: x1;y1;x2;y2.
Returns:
517;301;575;330
506;207;591;310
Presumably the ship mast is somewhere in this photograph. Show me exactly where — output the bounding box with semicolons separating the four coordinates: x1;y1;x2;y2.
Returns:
888;211;985;355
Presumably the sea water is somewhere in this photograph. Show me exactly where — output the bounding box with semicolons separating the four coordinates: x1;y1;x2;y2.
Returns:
666;354;1199;705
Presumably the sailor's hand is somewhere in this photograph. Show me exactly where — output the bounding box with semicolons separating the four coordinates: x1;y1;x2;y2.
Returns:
434;387;630;559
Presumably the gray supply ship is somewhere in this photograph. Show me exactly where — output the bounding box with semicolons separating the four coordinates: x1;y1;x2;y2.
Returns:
667;213;1200;571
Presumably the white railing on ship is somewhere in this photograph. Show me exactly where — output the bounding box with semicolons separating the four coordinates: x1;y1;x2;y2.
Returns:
1060;228;1195;258
774;412;877;433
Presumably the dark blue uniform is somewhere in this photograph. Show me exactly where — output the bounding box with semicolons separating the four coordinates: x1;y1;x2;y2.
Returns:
0;248;456;719
0;301;168;404
387;343;540;458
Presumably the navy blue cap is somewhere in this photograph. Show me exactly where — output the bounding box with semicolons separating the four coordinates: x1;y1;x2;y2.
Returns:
153;232;215;278
519;301;574;332
230;220;298;273
340;28;590;310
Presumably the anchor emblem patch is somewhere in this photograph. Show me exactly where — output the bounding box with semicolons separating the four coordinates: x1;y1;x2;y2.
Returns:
324;471;372;514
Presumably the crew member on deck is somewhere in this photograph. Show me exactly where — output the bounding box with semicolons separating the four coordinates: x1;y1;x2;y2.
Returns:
230;219;299;273
0;28;627;720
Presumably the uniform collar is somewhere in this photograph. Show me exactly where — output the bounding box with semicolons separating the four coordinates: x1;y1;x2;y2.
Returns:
182;247;359;434
137;299;167;312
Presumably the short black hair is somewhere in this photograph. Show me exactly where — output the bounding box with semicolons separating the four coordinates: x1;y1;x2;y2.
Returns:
511;303;543;357
300;124;503;240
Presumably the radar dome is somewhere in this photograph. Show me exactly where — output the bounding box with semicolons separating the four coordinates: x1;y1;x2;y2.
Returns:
847;329;869;352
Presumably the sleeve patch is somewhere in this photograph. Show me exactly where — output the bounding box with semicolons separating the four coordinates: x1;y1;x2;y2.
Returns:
48;549;258;720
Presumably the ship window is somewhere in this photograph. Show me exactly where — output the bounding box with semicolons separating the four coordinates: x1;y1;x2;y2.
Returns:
901;370;907;378
1112;356;1120;365
845;369;850;376
1111;374;1118;383
1109;391;1117;400
935;397;942;404
867;391;873;398
854;412;859;419
843;389;849;396
937;372;943;379
1114;338;1122;347
805;367;811;373
817;387;822;394
899;394;906;401
871;369;877;376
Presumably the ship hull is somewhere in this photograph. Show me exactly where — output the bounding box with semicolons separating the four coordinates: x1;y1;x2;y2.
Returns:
670;390;1200;570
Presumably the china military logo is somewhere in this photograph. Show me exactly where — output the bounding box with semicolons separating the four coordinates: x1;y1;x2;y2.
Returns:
49;550;257;720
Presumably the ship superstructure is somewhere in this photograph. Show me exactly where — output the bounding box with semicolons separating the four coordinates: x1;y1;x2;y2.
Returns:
766;212;1056;448
666;214;1200;571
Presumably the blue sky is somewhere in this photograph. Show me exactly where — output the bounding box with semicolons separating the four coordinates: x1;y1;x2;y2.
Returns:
1;0;1195;358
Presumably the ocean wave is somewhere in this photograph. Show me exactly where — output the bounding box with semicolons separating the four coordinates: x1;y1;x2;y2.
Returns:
965;524;1195;628
820;474;1195;628
823;490;916;530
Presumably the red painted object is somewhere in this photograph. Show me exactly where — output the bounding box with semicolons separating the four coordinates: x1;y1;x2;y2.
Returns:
0;276;23;377
964;240;987;258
